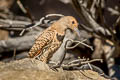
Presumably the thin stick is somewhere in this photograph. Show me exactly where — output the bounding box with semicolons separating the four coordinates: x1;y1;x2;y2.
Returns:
12;48;16;60
30;14;64;29
68;58;86;65
45;14;64;17
65;39;93;51
19;14;64;36
87;63;93;70
17;0;34;23
81;59;103;64
17;0;27;13
19;29;26;36
62;59;103;68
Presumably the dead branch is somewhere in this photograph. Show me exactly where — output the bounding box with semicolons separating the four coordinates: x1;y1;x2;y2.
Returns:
72;0;112;41
0;33;36;53
19;14;64;36
0;19;50;31
104;46;116;77
61;58;103;68
0;19;31;31
65;39;93;50
72;1;120;79
17;0;34;23
17;0;27;14
30;14;64;29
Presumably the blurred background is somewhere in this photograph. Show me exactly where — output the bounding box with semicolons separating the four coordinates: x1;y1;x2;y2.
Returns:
0;0;120;79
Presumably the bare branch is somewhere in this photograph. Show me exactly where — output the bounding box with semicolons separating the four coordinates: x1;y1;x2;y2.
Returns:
65;39;93;51
72;0;111;38
0;34;36;53
17;0;34;23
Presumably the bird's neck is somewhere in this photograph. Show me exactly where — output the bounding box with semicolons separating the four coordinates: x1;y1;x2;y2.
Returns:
51;22;67;35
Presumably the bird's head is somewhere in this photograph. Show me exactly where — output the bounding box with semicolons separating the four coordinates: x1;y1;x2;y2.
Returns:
60;16;80;37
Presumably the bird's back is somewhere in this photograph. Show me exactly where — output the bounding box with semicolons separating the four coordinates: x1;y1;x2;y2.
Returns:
28;27;55;58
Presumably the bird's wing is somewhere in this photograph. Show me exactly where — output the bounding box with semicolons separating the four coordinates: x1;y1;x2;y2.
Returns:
28;29;55;58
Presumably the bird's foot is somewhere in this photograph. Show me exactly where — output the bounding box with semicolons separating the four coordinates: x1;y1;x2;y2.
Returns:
49;65;59;71
33;54;41;60
48;61;62;71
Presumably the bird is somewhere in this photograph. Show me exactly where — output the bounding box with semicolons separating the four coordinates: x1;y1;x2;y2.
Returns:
28;16;80;63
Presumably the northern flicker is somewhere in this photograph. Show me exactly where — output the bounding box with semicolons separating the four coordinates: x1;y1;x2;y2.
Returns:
28;16;80;63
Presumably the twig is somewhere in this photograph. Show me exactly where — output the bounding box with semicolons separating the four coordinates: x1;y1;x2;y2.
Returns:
17;0;35;36
30;14;64;29
17;0;34;23
0;19;49;31
72;0;112;40
12;48;16;60
105;46;115;77
65;39;93;51
61;59;103;68
81;59;103;64
19;29;26;36
97;0;117;45
87;63;93;70
17;0;27;13
19;14;64;36
68;58;86;65
0;14;64;36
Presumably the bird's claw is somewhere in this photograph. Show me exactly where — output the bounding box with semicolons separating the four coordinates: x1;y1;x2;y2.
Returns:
49;65;59;71
48;62;62;71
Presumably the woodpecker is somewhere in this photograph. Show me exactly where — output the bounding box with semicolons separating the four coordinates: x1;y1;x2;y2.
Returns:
28;16;80;63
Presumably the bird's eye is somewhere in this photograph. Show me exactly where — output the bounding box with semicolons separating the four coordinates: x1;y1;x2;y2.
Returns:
72;21;75;24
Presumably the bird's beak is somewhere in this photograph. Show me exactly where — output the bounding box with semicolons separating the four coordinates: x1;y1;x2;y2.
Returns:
74;27;81;38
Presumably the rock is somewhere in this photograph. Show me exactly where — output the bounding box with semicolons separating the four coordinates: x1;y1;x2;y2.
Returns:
0;58;110;80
